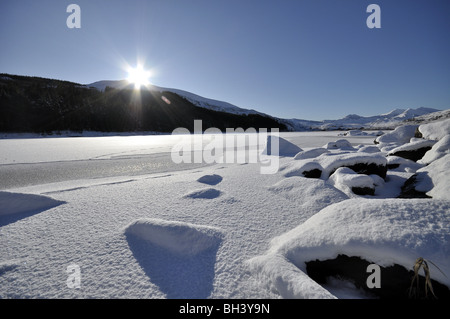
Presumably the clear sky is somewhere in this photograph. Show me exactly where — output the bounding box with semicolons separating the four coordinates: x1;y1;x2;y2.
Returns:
1;0;449;120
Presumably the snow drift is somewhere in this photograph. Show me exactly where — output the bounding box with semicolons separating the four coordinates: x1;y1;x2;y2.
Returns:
0;191;65;226
262;135;303;157
124;218;224;256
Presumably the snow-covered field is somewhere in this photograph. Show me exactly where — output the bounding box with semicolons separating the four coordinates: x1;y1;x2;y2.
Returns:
0;126;449;299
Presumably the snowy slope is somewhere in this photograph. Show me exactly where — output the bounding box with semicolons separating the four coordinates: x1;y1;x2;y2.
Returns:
86;80;265;116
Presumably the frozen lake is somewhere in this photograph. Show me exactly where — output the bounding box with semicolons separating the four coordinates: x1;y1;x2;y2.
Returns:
0;132;377;189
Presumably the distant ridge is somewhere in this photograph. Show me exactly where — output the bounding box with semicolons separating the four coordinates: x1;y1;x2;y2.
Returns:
0;73;446;134
86;79;447;131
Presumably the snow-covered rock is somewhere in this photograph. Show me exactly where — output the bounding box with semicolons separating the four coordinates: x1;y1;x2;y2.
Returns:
318;152;388;179
340;130;384;137
282;160;324;178
418;118;450;140
387;138;436;162
386;156;424;173
323;139;355;151
375;125;418;151
248;198;450;298
282;152;388;180
414;154;450;200
328;167;376;196
419;134;450;165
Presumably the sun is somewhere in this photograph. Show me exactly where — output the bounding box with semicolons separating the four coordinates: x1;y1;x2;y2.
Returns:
126;65;151;89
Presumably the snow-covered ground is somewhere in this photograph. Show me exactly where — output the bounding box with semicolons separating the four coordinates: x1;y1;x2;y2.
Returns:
0;128;449;299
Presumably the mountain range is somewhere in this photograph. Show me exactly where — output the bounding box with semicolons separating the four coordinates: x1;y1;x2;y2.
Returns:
87;79;448;131
0;73;447;134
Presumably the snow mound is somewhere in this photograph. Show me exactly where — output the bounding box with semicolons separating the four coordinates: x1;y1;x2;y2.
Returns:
281;160;324;178
294;148;329;160
197;174;223;185
268;177;348;208
328;167;375;196
375;125;418;151
323;139;355;150
0;191;65;219
387;138;436;162
282;152;387;180
318;152;387;178
124;218;224;256
386;156;423;173
418;118;450;140
414;154;450;200
357;145;380;153
184;188;222;199
388;138;436;153
262;135;303;157
419;134;450;165
247;254;337;299
248;198;450;298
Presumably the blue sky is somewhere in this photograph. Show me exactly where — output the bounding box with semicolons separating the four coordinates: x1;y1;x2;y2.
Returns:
1;0;449;120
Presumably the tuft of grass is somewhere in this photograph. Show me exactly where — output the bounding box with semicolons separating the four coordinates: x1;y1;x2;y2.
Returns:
408;257;447;299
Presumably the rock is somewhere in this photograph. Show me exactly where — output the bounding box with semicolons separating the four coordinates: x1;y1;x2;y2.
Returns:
388;139;436;162
306;254;450;299
397;174;431;199
417;118;450;140
328;167;376;196
282;161;324;179
419;134;450;165
351;187;375;196
323;139;355;150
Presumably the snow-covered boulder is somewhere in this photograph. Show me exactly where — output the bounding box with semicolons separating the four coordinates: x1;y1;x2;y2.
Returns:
323;139;355;151
319;152;388;179
375;125;418;152
328;167;376;196
419;134;450;165
262;135;303;157
386;156;424;173
281;160;324;178
282;152;388;180
248;198;450;298
413;154;450;200
417;118;450;140
387;138;436;162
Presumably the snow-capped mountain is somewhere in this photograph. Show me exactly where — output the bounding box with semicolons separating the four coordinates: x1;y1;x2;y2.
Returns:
293;107;444;131
86;80;447;131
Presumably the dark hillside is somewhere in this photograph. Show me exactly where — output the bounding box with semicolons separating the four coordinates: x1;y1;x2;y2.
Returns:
0;73;287;133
